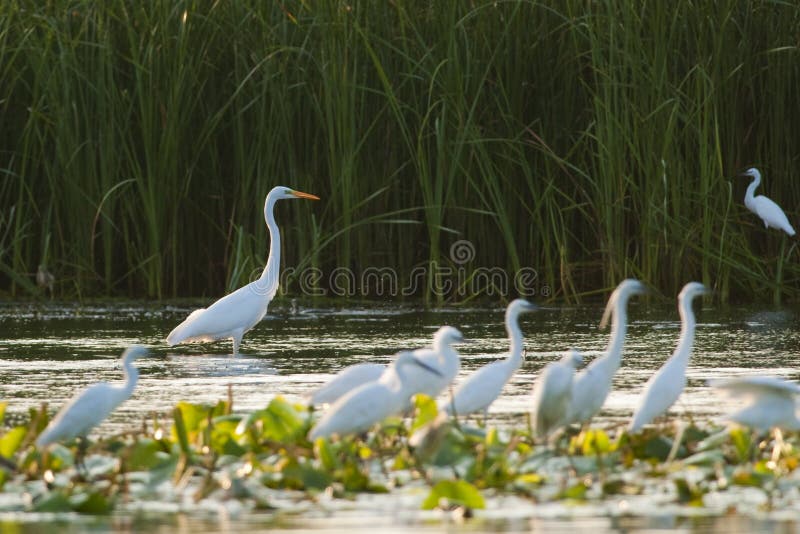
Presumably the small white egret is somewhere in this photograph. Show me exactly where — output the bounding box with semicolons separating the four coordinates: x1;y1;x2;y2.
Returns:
310;325;465;407
389;326;464;405
628;282;708;433
310;363;386;405
36;346;151;463
308;351;444;440
167;186;319;356
564;279;647;425
440;299;537;417
741;168;795;236
711;376;800;432
530;350;583;440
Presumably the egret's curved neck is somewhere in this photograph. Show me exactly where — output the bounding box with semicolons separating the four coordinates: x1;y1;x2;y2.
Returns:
745;173;761;210
505;309;524;368
121;356;140;398
433;339;450;359
261;194;281;283
673;296;697;363
605;297;628;368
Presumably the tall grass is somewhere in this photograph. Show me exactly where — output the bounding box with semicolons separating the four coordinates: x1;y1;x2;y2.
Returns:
1;1;799;303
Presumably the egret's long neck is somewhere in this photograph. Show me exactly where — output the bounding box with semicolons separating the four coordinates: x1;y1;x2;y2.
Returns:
260;194;281;283
121;356;140;398
745;174;760;210
505;309;524;369
605;298;628;368
673;295;697;363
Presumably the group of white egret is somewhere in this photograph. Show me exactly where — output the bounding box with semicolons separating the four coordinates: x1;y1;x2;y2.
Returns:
34;168;798;459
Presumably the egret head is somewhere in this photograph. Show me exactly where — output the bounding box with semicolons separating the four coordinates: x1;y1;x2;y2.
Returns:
562;349;583;368
740;167;761;180
269;186;321;201
505;298;538;322
121;345;149;362
433;326;465;346
678;281;709;302
395;351;444;377
599;279;647;329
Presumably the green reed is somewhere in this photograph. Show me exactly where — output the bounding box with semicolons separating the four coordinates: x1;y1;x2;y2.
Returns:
0;0;798;303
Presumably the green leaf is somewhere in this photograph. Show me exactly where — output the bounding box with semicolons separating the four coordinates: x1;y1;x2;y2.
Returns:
0;426;27;457
314;438;338;471
730;427;752;462
421;480;485;510
125;439;163;471
172;407;190;455
0;402;7;425
410;394;438;433
210;419;246;456
71;491;114;514
173;402;210;438
260;397;306;443
32;491;72;512
558;482;588;500
674;478;705;506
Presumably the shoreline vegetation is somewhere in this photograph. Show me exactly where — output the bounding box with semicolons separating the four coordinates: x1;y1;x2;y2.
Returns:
1;1;799;303
2;394;800;520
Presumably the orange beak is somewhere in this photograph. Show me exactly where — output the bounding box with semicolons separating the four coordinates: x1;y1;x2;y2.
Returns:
291;190;320;200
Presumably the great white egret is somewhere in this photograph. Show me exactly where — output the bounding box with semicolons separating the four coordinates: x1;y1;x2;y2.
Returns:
564;279;647;425
167;186;319;356
308;351;444;440
741;168;796;236
36;346;151;464
711;376;800;432
531;349;583;440
628;282;708;433
309;325;464;406
440;299;537;417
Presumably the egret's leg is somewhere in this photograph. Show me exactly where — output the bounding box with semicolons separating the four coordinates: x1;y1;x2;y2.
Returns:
75;437;89;478
232;334;242;357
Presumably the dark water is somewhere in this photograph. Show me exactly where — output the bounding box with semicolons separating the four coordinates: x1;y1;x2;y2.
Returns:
0;299;799;531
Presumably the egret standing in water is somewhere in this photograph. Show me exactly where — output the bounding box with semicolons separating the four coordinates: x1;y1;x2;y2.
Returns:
629;282;708;433
167;186;319;356
711;376;800;432
531;350;583;440
564;279;647;426
440;299;537;418
309;325;464;406
741;168;795;236
308;351;444;440
36;346;152;467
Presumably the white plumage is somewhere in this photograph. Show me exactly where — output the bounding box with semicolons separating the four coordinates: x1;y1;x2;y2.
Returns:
308;351;443;440
310;363;387;405
564;279;647;425
167;186;319;356
629;282;707;433
37;346;150;447
531;350;583;439
309;325;464;407
440;299;536;417
711;376;800;432
742;167;795;236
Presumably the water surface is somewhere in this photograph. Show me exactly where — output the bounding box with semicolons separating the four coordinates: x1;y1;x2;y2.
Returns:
2;300;798;433
1;299;799;532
